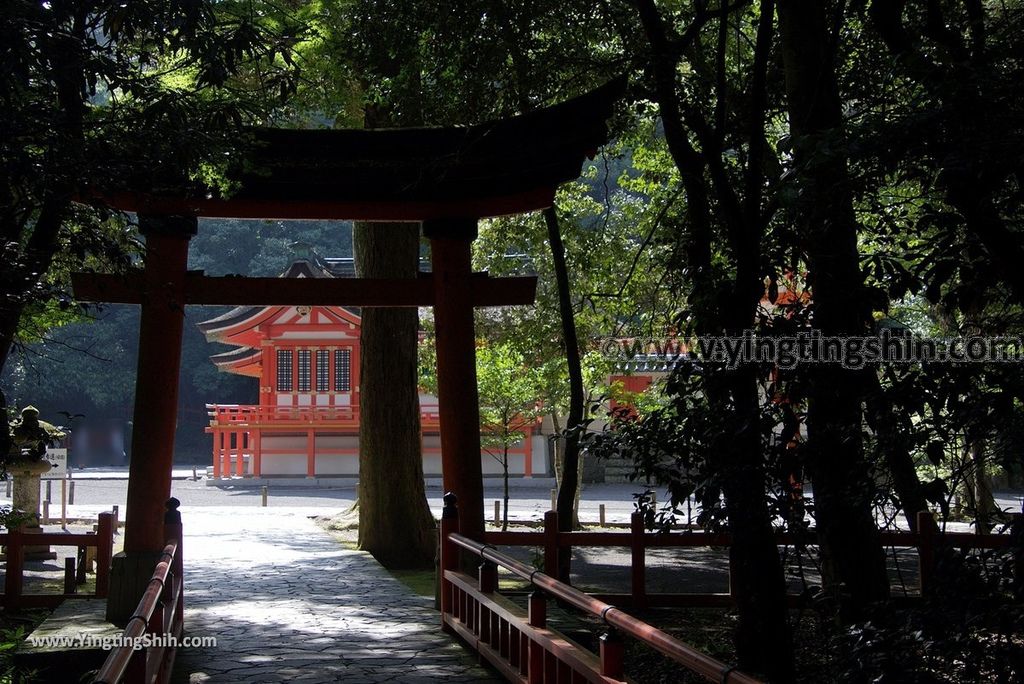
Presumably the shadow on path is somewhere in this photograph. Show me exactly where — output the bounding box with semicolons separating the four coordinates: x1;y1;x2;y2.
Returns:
172;511;494;684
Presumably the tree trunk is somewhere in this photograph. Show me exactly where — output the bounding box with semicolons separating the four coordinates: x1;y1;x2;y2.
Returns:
502;443;510;532
968;439;996;533
777;0;890;612
719;370;794;681
545;207;585;581
865;373;929;531
354;221;436;569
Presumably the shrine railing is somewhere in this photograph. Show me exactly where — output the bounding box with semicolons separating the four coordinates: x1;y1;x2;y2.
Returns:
206;403;442;428
0;510;114;609
440;494;762;684
484;510;1021;608
93;499;184;684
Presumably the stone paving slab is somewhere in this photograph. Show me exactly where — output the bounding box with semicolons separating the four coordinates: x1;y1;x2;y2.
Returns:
172;510;495;683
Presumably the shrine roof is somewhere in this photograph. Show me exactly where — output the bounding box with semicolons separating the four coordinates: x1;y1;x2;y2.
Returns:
91;77;626;222
209;347;262;365
197;258;360;340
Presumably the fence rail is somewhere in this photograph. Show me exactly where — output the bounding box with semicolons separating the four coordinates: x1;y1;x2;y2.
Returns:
440;493;762;684
0;510;115;609
483;510;1020;608
93;499;184;684
205;403;441;428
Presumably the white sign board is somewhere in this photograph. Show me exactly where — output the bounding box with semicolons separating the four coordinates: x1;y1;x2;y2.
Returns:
41;447;68;479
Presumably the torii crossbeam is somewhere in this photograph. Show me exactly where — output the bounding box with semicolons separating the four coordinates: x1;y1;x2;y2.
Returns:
72;77;624;624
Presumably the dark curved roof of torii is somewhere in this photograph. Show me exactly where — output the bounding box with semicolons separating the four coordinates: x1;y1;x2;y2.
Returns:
103;78;626;222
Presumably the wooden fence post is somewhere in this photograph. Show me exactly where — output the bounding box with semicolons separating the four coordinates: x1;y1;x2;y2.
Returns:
479;559;497;594
64;557;76;594
917;510;938;595
631;511;646;608
440;492;459;633
95;511;114;598
600;628;625;679
5;530;24;609
165;497;183;624
543;510;559;580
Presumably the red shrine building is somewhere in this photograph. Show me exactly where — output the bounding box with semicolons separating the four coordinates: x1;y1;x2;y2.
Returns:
200;256;547;480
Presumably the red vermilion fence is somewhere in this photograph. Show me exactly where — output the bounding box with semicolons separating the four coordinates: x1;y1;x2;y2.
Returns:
93;499;184;684
483;509;1021;608
440;494;763;684
1;510;115;609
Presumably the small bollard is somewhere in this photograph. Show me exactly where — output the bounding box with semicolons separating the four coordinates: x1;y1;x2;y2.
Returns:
192;465;198;481
64;557;77;594
5;478;10;497
550;489;557;512
261;485;268;507
68;480;75;505
493;500;501;525
45;480;52;503
43;500;50;525
112;505;119;533
599;504;606;526
651;490;657;505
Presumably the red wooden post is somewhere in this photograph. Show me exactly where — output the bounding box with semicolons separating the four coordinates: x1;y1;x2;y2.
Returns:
235;431;245;476
306;428;316;478
221;431;230;479
479;559;497;593
252;428;262;477
211;428;221;478
5;530;23;608
631;511;646;608
600;629;625;679
917;510;938;595
440;493;459;633
523;427;533;478
123;215;196;554
543;510;559;579
427;220;485;542
96;511;114;597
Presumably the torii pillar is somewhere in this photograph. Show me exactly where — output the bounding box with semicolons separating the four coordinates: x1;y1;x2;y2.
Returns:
425;218;485;542
107;214;195;624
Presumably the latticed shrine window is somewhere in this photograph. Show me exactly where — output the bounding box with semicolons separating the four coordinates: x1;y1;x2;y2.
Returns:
334;349;351;392
316;350;330;392
297;349;311;392
276;349;293;392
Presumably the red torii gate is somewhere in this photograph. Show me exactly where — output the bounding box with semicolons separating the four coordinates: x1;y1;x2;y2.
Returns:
72;79;623;621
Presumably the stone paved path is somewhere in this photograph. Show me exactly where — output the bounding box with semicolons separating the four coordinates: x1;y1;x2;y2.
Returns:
173;509;495;683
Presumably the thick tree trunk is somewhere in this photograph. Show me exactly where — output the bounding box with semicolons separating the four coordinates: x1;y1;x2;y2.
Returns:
967;439;996;533
545;207;585;581
715;370;795;682
354;221;436;569
631;2;795;675
865;373;928;531
777;0;890;611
